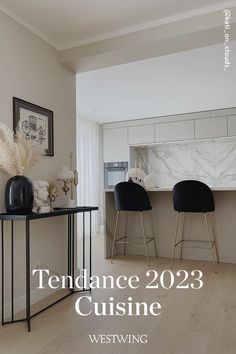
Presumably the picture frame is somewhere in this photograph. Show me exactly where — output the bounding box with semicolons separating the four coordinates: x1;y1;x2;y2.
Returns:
13;97;54;156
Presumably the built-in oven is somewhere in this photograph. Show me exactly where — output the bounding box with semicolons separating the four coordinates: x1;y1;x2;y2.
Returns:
104;162;128;189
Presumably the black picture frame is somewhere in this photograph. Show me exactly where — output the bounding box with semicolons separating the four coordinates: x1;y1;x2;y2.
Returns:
13;97;54;156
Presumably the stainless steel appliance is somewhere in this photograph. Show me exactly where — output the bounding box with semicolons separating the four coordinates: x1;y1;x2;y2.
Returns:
104;162;128;189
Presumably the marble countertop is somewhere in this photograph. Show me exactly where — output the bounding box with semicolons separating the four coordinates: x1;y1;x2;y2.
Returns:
105;187;236;192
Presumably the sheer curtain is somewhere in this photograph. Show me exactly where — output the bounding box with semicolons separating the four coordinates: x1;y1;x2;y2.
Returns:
77;116;100;236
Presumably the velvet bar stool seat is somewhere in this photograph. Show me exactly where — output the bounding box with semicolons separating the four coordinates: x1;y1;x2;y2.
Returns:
111;182;158;266
171;180;220;271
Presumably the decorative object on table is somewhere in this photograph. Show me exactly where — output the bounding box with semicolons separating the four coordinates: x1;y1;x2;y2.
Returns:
57;165;74;194
144;172;159;190
68;152;78;207
126;162;146;187
39;205;51;213
47;182;58;210
57;153;78;207
5;176;34;214
33;180;50;213
0;123;42;213
13;97;54;156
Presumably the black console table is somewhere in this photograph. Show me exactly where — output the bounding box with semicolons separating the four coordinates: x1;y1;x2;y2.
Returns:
0;206;98;331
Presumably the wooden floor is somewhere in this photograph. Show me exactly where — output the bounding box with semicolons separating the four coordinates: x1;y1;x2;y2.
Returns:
1;236;236;354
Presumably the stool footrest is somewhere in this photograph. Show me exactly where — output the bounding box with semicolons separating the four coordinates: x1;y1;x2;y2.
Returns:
175;239;215;250
116;236;155;245
115;236;127;242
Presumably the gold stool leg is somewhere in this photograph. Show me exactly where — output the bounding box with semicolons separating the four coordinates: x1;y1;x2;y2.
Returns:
171;213;180;269
210;212;220;263
204;213;216;272
124;211;128;256
151;210;158;257
111;210;120;263
140;212;150;266
180;213;185;260
154;238;158;258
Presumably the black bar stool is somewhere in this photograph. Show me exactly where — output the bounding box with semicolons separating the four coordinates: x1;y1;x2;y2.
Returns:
171;180;219;271
111;182;158;266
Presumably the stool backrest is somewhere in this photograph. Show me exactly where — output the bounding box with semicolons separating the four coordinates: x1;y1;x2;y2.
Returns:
173;180;215;213
114;182;152;211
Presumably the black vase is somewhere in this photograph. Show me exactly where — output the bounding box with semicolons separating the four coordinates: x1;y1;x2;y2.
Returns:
5;175;34;214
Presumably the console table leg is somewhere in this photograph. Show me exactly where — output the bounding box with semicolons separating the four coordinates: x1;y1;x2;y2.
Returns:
89;211;92;291
72;215;74;291
26;220;31;332
82;212;85;290
11;221;14;322
1;221;4;325
67;215;71;288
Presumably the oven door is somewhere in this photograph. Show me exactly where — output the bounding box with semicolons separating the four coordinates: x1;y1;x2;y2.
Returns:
104;162;128;189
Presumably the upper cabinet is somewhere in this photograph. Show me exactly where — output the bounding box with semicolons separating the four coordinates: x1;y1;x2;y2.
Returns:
103;109;236;162
103;127;128;162
128;124;155;145
228;115;236;136
155;120;194;142
195;117;227;139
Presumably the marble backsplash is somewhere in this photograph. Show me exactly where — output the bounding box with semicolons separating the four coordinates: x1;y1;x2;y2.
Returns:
133;139;236;188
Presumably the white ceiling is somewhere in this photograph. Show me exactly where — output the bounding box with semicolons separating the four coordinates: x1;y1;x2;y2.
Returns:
76;42;236;124
0;0;234;49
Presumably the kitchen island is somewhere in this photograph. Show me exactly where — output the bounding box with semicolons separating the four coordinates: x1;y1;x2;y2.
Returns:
104;188;236;263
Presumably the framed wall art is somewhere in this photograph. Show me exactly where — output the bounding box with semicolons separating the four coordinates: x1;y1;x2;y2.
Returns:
13;97;54;156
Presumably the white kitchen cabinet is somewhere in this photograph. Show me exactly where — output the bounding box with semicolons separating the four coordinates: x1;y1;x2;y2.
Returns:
228;115;236;136
195;117;227;139
155;120;194;142
103;127;128;162
128;124;155;145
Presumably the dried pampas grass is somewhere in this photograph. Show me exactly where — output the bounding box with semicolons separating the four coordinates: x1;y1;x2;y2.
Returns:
0;122;43;176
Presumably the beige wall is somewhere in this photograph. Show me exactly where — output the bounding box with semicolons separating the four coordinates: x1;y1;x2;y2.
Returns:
0;10;76;315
